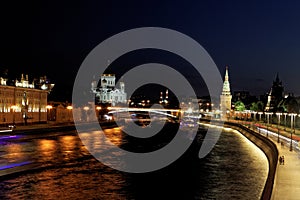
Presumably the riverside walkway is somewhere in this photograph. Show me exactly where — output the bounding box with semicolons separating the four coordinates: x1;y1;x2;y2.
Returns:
234;120;300;200
272;140;300;200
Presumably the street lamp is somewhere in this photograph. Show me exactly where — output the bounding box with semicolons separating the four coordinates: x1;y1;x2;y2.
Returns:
265;112;273;137
252;111;257;131
276;112;282;143
83;106;89;122
283;113;288;130
67;106;73;122
234;110;239;122
257;112;263;134
288;113;297;151
258;112;263;122
46;105;53;121
96;106;102;120
96;106;101;111
11;105;18;125
226;110;230;121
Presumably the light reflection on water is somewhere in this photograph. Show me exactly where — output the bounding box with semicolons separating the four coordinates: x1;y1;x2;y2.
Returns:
0;126;268;199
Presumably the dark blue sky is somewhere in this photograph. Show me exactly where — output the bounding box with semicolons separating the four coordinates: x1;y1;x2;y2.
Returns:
1;0;300;100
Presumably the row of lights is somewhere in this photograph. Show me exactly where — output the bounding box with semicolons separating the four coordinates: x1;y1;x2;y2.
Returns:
46;105;105;111
232;111;299;151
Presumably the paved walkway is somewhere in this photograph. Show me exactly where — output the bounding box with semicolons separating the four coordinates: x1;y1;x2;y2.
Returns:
239;122;300;200
271;140;300;200
228;120;300;199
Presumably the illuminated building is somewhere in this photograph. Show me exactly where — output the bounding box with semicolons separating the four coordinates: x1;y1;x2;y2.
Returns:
159;89;169;104
0;74;54;125
220;66;232;112
91;74;127;106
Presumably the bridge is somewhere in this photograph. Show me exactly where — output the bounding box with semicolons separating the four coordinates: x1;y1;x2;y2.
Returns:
107;107;181;118
105;106;219;121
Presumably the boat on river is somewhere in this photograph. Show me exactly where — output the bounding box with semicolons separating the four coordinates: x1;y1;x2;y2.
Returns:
0;125;15;134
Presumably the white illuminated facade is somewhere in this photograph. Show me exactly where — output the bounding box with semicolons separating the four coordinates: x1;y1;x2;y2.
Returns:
15;74;35;88
92;74;127;106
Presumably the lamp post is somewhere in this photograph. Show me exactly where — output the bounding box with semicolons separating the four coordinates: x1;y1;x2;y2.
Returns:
11;105;18;125
226;110;230;121
276;112;282;143
83;106;89;122
258;112;263;122
96;106;101;120
288;113;297;151
46;105;53;122
67;106;73;123
257;112;263;134
235;111;240;124
265;112;273;137
253;111;257;131
283;113;288;131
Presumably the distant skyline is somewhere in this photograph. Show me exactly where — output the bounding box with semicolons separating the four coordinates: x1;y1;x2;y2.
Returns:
1;1;300;101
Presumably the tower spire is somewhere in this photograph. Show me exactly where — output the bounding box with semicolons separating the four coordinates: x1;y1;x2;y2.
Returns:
220;66;232;114
222;66;231;95
275;72;280;83
225;66;229;81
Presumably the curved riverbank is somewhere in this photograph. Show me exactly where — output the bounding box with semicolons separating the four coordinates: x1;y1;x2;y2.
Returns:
10;121;118;135
200;119;278;200
224;121;278;200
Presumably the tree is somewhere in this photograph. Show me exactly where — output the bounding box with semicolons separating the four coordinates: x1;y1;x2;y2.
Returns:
250;101;264;112
234;101;245;111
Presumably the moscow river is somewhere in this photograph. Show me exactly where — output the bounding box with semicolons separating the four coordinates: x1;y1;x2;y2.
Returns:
0;123;268;199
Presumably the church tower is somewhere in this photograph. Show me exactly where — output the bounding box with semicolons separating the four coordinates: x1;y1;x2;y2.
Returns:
265;73;284;112
220;66;232;112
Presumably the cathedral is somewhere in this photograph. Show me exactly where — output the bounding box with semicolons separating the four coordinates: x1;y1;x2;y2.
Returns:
91;74;127;106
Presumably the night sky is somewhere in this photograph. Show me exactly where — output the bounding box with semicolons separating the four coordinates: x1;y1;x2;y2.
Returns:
1;0;300;101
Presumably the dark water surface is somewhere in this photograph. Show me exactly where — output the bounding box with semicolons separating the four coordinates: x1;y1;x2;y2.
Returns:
0;124;268;199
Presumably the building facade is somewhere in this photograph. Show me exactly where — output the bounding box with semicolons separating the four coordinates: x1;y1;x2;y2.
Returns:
220;67;232;113
92;74;127;106
0;74;54;125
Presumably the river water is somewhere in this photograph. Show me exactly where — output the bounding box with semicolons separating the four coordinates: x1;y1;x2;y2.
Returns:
0;124;268;199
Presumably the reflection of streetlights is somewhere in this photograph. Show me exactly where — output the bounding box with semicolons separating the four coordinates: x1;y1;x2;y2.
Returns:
11;105;18;125
289;113;297;151
276;112;282;143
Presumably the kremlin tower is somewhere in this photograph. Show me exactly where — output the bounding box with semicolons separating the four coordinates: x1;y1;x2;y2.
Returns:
220;66;232;113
